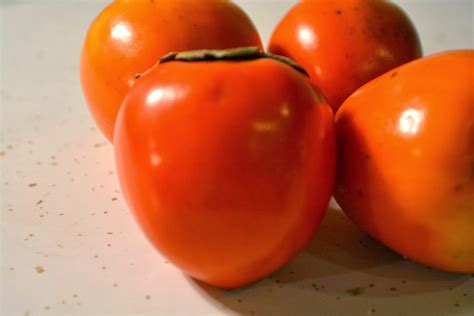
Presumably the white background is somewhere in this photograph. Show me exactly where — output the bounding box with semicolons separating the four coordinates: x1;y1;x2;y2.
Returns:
1;1;473;315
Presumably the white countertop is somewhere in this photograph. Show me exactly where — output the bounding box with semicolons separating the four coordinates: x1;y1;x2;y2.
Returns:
1;1;473;315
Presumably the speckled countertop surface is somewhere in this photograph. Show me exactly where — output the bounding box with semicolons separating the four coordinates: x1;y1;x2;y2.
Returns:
1;1;473;315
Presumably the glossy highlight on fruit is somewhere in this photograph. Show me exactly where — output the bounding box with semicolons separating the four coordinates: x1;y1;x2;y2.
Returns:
80;0;262;142
269;0;422;112
335;50;474;273
114;49;336;288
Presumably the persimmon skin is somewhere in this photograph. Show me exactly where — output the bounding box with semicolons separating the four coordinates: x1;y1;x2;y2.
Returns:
114;58;336;288
269;0;422;112
335;50;474;273
80;0;262;142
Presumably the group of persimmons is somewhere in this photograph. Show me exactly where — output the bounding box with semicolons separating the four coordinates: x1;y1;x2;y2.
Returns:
80;0;473;289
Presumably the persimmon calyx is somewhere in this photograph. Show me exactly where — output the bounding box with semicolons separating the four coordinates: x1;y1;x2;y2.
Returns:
159;46;309;77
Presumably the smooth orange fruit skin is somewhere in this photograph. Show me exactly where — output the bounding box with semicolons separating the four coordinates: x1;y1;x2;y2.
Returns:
114;59;336;288
269;0;422;112
80;0;262;142
335;50;474;273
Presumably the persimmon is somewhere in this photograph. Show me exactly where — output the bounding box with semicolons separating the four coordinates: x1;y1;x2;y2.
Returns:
269;0;421;111
335;50;474;273
80;0;262;141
